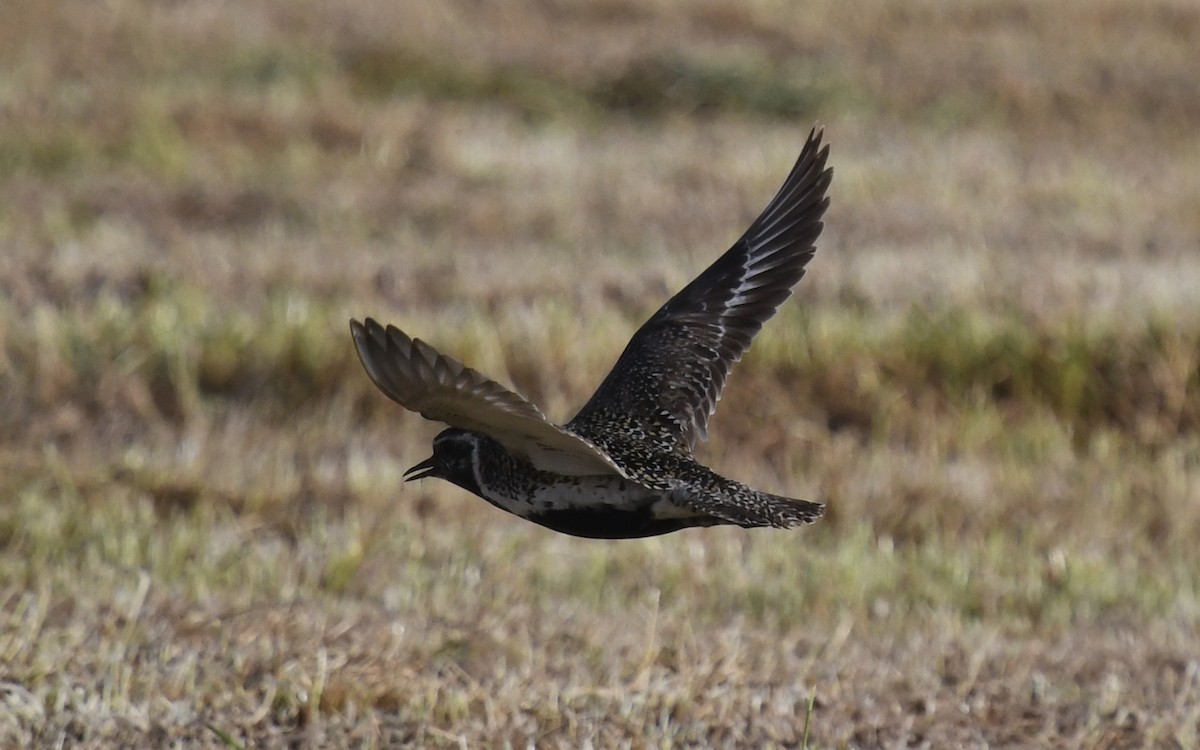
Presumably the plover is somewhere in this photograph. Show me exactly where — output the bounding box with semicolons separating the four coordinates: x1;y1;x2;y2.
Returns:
351;127;832;539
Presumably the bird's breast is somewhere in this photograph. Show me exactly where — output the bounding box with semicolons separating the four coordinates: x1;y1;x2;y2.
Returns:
478;475;658;517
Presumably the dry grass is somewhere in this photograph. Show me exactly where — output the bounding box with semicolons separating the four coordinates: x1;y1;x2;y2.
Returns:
1;0;1199;747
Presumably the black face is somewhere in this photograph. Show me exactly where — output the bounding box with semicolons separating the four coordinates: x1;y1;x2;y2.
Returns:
404;428;483;494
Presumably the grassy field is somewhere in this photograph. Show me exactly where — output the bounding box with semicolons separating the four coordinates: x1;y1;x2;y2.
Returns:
2;0;1199;747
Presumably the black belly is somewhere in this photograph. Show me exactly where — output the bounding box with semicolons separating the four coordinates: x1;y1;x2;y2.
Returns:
527;506;725;539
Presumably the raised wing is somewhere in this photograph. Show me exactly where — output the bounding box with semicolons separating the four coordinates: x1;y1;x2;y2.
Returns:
569;127;832;453
351;318;628;477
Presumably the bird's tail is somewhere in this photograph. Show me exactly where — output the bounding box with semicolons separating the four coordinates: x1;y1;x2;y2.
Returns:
668;464;824;530
684;477;824;529
746;491;824;529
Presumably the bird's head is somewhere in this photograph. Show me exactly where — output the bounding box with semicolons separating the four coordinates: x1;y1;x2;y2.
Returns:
404;428;483;493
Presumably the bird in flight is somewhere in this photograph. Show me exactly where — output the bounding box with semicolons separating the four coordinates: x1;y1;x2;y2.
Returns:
351;127;832;539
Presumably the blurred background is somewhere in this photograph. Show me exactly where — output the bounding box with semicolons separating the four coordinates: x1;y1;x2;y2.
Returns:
1;0;1198;746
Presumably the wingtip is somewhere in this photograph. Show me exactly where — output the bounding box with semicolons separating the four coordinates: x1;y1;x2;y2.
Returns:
797;125;832;179
350;316;387;341
350;317;388;355
806;125;832;169
351;316;408;382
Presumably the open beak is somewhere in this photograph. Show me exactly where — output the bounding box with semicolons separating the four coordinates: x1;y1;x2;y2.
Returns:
404;456;438;482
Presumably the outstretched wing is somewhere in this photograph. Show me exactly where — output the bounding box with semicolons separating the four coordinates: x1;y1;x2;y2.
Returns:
569;127;832;453
351;318;628;477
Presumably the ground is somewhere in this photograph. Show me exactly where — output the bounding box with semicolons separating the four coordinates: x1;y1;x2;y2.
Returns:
1;0;1198;747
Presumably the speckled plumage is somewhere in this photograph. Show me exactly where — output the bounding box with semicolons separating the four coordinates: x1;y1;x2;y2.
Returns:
351;127;832;539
